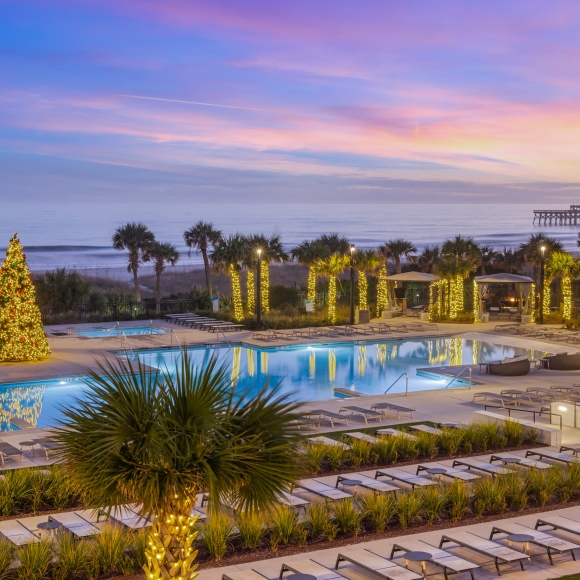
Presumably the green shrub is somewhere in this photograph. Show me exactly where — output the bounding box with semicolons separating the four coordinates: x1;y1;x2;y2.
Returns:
303;443;326;474
395;435;419;461
360;493;396;532
305;501;334;539
503;420;525;447
93;524;132;574
53;534;93;580
372;437;398;465
396;492;422;529
445;480;470;522
333;499;364;536
129;529;149;568
415;431;438;459
236;511;265;550
349;439;372;469
325;445;347;471
503;471;529;511
0;539;14;580
438;428;464;456
199;513;234;560
419;486;446;524
560;465;580;503
473;477;507;516
526;467;562;506
17;539;53;580
269;505;298;550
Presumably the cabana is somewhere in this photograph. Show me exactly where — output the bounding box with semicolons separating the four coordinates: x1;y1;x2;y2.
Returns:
382;272;440;319
474;273;535;323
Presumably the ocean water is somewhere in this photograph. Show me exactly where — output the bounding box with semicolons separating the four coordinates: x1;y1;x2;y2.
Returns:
0;202;578;275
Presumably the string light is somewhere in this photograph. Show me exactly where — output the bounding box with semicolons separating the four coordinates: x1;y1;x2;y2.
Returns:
543;277;551;318
260;260;270;314
230;265;244;321
309;350;315;380
0;233;51;362
307;266;316;310
448;275;464;320
377;266;387;314
246;270;255;316
328;275;337;323
530;283;536;322
563;275;572;320
473;280;480;322
247;349;255;377
358;270;368;310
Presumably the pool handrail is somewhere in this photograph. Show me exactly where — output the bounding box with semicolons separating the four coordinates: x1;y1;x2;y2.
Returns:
445;366;472;388
384;372;409;396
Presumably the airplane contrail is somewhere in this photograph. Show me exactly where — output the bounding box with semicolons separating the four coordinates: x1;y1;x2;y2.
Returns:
119;94;330;118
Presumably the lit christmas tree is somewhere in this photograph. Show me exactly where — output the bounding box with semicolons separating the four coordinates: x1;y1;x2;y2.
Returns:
0;234;51;362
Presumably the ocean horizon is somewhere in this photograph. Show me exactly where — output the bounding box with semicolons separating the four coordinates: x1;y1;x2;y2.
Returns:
2;202;579;276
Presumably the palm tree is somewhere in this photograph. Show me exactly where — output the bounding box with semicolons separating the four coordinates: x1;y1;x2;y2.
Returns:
316;253;349;323
351;249;380;310
434;255;474;319
210;234;247;321
547;251;580;320
250;234;289;314
144;242;180;314
376;244;391;313
112;223;155;302
316;233;350;255
54;352;299;580
521;233;563;285
479;245;498;275
494;247;525;274
383;239;417;274
417;245;440;273
183;221;222;299
291;240;329;310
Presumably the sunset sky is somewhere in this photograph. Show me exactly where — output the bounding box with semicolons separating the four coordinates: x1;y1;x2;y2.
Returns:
2;0;580;204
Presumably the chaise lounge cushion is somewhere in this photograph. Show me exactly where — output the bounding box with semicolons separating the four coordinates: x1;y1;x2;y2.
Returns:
545;353;580;371
487;357;530;376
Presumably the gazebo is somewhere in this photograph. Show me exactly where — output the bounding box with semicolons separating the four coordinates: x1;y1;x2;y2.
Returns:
474;273;535;322
383;272;441;318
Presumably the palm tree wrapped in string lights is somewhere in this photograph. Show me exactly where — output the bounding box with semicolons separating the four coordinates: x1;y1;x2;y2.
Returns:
316;253;350;324
351;249;381;311
291;239;329;311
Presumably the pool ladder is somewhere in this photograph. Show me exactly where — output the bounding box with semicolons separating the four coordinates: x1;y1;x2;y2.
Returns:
445;366;472;388
384;372;409;396
120;332;135;359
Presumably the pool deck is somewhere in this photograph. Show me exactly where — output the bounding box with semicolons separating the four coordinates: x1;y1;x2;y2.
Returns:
1;319;580;444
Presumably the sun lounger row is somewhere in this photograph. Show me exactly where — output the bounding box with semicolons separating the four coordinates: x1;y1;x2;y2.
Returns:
224;514;580;580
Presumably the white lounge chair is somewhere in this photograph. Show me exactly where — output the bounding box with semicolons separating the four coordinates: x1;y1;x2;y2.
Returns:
335;549;421;580
281;558;348;579
452;458;514;477
0;519;39;545
375;468;435;490
376;428;417;441
49;512;101;538
307;436;351;450
292;479;353;501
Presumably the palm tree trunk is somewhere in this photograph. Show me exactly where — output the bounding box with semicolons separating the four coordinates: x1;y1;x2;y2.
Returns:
156;272;161;314
328;276;337;323
247;270;255;316
230;265;244;321
202;249;212;298
563;275;572;319
358;269;367;309
143;497;199;579
377;265;387;314
307;266;316;310
132;263;141;302
395;257;402;274
260;260;270;314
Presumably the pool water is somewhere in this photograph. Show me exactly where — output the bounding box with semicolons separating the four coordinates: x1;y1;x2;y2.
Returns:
76;326;168;337
0;338;547;429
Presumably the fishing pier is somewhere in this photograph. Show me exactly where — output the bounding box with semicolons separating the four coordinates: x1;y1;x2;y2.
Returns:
533;204;580;225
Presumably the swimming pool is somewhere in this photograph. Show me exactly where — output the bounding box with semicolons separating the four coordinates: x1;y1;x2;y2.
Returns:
0;338;547;429
75;326;168;338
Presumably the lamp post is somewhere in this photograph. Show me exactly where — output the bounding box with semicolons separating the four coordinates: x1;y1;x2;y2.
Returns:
539;245;545;325
256;249;262;330
350;245;355;325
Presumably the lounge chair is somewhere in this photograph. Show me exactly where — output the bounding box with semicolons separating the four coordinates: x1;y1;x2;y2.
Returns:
0;519;39;545
327;326;356;336
525;448;580;465
281;559;348;579
416;462;479;482
277;491;310;509
439;532;528;575
490;523;579;564
338;406;382;424
344;431;380;444
376;428;417;441
340;473;399;495
347;324;375;336
318;327;341;337
489;453;550;469
500;389;556;404
335;549;421;580
292;479;353;501
370;402;415;420
472;392;520;408
252;331;277;342
386;323;408;333
368;324;392;334
222;571;269;580
409;424;441;435
0;441;23;465
275;329;300;341
406;322;439;331
100;505;150;529
452;458;513;477
307;436;351;450
304;410;349;428
32;438;61;459
390;540;479;580
375;467;435;490
294;416;318;430
49;512;101;538
295;328;322;338
486;357;530;376
536;515;580;537
10;417;34;429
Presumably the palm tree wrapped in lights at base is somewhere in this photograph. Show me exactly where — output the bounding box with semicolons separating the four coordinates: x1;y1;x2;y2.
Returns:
351;249;380;311
316;253;349;324
546;251;580;320
210;234;247;321
54;352;300;580
291;240;329;311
